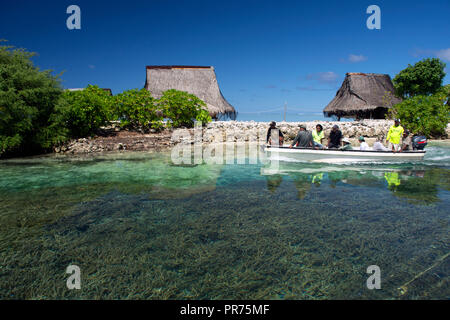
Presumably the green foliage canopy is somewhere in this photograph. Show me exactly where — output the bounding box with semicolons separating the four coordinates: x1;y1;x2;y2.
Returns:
0;43;65;155
158;89;211;127
113;88;163;130
393;58;446;98
56;85;113;138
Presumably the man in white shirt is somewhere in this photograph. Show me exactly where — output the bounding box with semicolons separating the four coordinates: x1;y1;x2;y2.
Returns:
359;136;370;150
372;136;390;151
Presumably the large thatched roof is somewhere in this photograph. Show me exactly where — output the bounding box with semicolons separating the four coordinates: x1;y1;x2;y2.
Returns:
145;66;236;119
323;73;402;119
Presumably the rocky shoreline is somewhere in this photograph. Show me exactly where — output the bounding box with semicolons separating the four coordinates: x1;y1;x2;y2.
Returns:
56;120;450;155
54;129;175;154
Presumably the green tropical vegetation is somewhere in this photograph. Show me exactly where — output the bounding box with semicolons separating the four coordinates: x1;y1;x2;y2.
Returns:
113;88;163;131
56;85;113;138
393;58;446;98
158;89;212;128
0;42;66;156
0;43;212;157
389;58;449;137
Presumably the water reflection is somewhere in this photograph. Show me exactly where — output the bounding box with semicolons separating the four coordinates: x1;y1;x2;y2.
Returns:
266;175;283;193
390;169;449;204
293;177;312;200
385;172;401;189
261;162;450;204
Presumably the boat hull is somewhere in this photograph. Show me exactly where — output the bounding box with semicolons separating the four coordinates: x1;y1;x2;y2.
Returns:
264;146;426;162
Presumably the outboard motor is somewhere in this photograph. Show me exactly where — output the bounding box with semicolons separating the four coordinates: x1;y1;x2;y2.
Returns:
412;135;427;150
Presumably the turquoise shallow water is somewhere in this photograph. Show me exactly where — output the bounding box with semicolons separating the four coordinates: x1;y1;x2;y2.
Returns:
0;142;449;299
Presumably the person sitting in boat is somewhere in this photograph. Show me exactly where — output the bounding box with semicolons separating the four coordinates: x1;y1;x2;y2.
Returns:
358;136;370;150
386;119;404;151
373;136;390;151
289;125;314;148
398;130;412;153
339;138;353;150
266;121;284;146
312;124;325;149
327;125;342;149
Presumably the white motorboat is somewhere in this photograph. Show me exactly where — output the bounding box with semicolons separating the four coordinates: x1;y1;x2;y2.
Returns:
264;145;426;163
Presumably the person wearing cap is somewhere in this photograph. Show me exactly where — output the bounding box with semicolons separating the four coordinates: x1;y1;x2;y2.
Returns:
386;119;404;151
358;136;370;150
289;124;314;148
398;130;412;152
266;121;284;146
312;124;325;149
327;125;342;149
339;138;353;150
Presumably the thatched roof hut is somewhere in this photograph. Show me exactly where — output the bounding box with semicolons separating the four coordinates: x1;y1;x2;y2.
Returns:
145;66;236;120
323;73;402;120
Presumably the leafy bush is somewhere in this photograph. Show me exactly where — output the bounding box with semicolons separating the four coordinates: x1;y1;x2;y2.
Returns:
393;58;446;98
113;88;163;130
440;84;450;103
57;85;113;138
0;43;66;156
158;89;211;127
388;89;449;137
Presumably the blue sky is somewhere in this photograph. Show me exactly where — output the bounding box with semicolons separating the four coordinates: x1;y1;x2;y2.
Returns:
1;0;449;116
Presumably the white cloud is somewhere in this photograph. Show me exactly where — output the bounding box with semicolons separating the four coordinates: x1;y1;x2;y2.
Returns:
435;48;450;61
410;48;450;61
306;71;339;84
348;54;368;63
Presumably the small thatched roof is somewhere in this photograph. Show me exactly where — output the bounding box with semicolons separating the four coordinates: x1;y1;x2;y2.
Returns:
323;73;402;119
145;66;236;119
